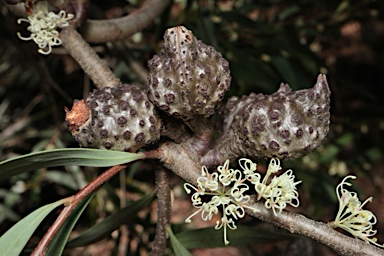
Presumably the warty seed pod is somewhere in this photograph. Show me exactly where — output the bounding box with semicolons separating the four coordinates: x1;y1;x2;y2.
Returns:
147;26;231;120
201;74;331;167
239;74;331;159
65;84;162;152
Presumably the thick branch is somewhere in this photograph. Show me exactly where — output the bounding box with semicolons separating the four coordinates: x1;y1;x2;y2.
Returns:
60;26;121;89
144;143;384;256
144;143;202;185
81;0;170;43
150;167;171;256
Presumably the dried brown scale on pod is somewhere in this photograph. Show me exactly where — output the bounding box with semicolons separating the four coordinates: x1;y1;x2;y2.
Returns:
201;74;331;167
147;26;231;122
65;84;162;152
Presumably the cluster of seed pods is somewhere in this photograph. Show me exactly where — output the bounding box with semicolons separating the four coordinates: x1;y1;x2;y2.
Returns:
65;26;331;161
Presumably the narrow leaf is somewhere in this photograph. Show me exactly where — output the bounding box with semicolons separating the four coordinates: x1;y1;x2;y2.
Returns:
0;148;145;181
176;225;296;249
0;199;65;256
46;194;94;256
167;226;192;256
43;170;80;190
66;193;154;247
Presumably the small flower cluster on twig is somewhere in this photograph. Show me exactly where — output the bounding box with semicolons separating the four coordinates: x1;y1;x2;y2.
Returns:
184;157;301;245
17;4;74;54
332;175;384;248
248;158;301;216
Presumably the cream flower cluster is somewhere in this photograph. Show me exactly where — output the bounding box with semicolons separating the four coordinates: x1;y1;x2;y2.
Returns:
244;158;301;216
333;175;384;248
17;5;74;54
184;158;301;245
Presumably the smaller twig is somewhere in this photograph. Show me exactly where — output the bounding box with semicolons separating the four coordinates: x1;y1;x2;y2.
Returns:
81;0;170;43
60;26;121;89
149;167;171;255
31;164;128;256
3;2;26;17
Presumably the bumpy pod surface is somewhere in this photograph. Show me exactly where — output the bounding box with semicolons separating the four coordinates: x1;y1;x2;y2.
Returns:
65;84;162;152
147;26;231;120
218;93;258;134
239;74;331;159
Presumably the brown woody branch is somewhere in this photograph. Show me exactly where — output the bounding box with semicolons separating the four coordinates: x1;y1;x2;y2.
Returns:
245;199;384;256
60;26;121;89
144;143;384;256
81;0;170;43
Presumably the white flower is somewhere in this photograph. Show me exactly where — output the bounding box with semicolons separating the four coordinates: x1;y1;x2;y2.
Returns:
184;158;301;245
17;5;74;54
241;157;301;216
184;160;259;245
332;175;384;248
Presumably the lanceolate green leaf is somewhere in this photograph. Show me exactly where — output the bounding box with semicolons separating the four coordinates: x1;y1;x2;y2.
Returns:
176;225;296;249
66;193;154;248
0;199;65;256
46;194;94;256
167;226;192;256
0;148;145;181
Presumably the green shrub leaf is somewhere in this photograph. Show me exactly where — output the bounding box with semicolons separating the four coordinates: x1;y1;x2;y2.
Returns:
0;148;144;181
0;199;65;256
66;193;154;247
167;226;192;256
46;194;94;256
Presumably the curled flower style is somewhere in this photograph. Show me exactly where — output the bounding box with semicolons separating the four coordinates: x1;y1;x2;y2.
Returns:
332;175;384;248
184;160;259;245
239;158;260;183
17;4;74;54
